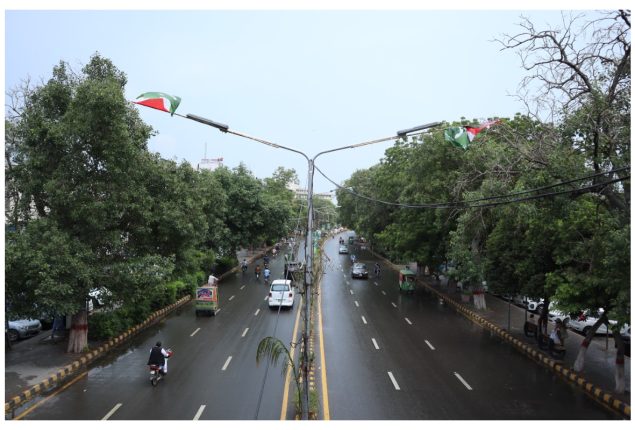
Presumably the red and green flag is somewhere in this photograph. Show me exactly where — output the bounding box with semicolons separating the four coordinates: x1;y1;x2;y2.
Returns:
134;92;181;116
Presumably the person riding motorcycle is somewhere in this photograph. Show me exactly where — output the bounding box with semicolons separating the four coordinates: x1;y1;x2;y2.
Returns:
147;341;170;375
263;254;270;266
264;267;271;283
255;264;261;279
241;259;248;272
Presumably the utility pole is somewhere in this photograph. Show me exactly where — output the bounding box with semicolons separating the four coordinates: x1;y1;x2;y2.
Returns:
302;158;315;419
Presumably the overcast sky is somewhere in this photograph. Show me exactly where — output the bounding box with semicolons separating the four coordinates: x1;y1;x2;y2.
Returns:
4;1;614;197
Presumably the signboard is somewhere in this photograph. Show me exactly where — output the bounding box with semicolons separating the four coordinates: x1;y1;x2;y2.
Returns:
196;286;217;302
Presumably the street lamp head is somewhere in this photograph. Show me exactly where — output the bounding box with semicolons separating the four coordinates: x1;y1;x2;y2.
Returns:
186;114;229;132
396;121;442;137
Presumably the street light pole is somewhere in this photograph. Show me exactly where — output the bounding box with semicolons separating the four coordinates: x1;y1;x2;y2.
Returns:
155;110;440;419
303;158;315;419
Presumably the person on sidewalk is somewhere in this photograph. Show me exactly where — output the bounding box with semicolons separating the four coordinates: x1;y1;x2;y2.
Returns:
208;274;218;286
549;319;565;350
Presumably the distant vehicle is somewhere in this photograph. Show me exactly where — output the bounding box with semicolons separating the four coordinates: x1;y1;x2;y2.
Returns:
351;263;369;279
399;268;416;293
339;245;349;254
268;280;295;309
8;319;42;342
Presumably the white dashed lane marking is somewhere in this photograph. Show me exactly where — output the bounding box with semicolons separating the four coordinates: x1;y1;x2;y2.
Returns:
361;316;367;324
454;372;473;390
254;309;260;316
371;338;380;349
387;372;401;390
425;340;436;350
391;302;397;308
405;318;413;325
222;356;233;371
102;403;122;420
241;328;249;337
354;301;359;307
190;328;201;337
193;405;206;420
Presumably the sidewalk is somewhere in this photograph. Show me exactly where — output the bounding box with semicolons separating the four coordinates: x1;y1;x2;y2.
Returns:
423;274;630;413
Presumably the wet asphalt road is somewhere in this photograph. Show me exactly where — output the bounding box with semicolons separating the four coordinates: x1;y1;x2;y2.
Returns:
19;247;301;420
321;236;617;419
16;235;620;420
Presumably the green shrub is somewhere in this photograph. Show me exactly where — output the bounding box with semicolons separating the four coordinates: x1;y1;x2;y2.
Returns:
88;312;123;340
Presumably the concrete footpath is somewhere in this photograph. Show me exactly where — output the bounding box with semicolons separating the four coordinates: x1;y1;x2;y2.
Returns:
4;245;275;416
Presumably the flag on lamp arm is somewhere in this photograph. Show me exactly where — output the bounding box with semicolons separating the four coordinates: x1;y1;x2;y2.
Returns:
444;119;501;149
444;127;471;149
134;92;182;116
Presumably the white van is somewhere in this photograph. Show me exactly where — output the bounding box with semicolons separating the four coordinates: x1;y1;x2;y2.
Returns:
268;280;294;309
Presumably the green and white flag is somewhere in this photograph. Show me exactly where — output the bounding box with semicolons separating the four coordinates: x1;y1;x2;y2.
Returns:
444;126;470;149
134;92;181;116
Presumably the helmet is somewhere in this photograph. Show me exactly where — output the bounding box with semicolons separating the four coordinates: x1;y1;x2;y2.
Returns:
156;341;162;347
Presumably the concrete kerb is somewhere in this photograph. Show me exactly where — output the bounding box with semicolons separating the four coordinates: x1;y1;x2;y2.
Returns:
5;246;276;417
4;294;191;417
367;248;630;419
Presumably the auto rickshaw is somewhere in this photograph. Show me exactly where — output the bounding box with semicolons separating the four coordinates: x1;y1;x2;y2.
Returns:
195;283;219;316
399;268;416;293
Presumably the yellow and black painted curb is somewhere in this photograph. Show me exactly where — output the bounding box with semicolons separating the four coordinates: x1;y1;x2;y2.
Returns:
4;295;191;417
366;249;630;420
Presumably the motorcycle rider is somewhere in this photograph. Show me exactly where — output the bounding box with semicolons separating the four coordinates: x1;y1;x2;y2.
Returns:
255;264;261;279
374;262;381;278
148;341;170;375
241;259;248;272
264;267;271;283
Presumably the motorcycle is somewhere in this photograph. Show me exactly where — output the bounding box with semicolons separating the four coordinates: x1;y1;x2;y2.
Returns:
149;348;173;386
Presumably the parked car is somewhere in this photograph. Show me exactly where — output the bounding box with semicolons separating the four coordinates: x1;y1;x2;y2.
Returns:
351;263;369;279
338;245;349;254
7;319;42;342
268;280;295;309
527;298;545;313
564;309;630;338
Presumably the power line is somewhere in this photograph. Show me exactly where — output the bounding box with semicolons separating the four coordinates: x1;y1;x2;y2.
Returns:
314;163;629;209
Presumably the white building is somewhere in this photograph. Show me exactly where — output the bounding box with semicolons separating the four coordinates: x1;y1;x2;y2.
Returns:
198;157;224;171
287;181;333;201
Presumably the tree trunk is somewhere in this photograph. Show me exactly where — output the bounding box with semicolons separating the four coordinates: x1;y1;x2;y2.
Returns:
67;310;88;353
537;299;550;337
573;313;608;372
612;329;626;394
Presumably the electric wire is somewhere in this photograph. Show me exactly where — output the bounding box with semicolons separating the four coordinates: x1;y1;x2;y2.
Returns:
314;163;629;209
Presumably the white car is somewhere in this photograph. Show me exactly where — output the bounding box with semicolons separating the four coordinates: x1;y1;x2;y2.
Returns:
566;309;630;338
268;280;295;309
547;305;630;339
527;298;545;313
8;319;42;342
